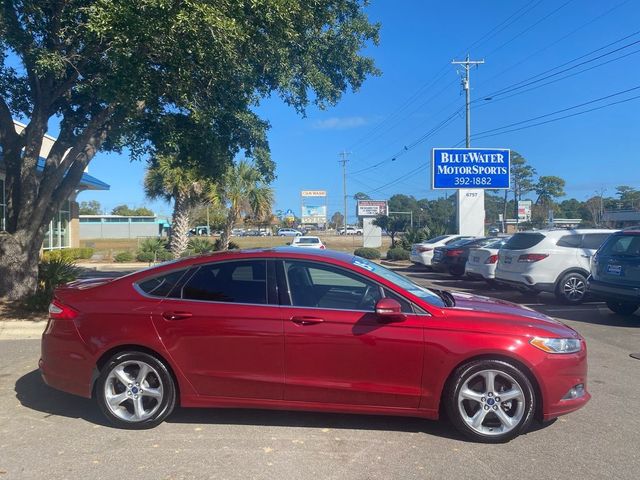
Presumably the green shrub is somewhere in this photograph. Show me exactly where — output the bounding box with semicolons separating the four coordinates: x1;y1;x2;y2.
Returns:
136;238;172;262
386;247;410;261
23;257;80;311
188;237;215;254
114;251;134;263
42;247;94;262
136;249;173;262
400;227;429;251
354;247;381;259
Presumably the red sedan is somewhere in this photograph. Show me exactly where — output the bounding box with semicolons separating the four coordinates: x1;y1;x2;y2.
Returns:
40;248;589;442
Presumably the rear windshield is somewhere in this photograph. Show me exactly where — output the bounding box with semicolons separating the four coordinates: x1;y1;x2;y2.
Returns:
502;233;545;250
424;235;449;244
598;234;640;256
296;237;320;244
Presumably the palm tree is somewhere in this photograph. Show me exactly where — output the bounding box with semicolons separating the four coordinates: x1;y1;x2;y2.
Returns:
217;160;274;250
144;155;215;258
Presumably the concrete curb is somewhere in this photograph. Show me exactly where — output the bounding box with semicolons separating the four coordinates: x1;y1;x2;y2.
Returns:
0;321;47;340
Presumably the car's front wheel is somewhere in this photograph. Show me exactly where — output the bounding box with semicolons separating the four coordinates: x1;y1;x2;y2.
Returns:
445;359;535;443
606;301;639;316
96;351;176;429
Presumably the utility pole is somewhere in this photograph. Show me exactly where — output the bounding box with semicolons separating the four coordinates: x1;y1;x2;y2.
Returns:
451;54;485;235
339;151;350;234
452;54;484;147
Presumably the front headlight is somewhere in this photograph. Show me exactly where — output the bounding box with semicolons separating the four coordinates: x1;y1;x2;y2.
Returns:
530;337;581;354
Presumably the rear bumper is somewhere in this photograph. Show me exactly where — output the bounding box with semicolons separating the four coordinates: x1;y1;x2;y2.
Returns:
587;278;640;303
465;263;495;279
39;319;94;398
410;252;432;266
495;270;555;293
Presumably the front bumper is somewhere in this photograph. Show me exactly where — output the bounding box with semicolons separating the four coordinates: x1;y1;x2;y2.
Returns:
535;345;590;421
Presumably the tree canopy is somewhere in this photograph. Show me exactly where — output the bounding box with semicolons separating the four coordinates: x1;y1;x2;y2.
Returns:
0;0;380;299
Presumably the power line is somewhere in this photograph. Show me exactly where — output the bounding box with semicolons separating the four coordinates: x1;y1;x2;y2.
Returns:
483;0;576;58
475;46;640;108
476;34;640;102
476;0;635;90
454;87;640;144
345;0;548;155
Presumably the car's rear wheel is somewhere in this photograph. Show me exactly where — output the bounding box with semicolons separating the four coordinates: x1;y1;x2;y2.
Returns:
449;265;465;277
445;359;535;443
96;351;176;429
556;272;587;304
606;301;639;316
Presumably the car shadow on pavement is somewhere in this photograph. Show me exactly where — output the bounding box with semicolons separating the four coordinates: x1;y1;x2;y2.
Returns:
15;369;554;441
15;370;110;426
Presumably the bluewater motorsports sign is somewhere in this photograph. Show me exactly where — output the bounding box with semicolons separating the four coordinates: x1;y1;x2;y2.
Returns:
432;148;510;189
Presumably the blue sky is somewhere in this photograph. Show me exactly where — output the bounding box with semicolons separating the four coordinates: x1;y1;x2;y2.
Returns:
79;0;640;222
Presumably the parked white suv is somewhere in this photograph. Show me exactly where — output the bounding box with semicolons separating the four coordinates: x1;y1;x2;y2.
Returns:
495;229;616;304
410;234;476;268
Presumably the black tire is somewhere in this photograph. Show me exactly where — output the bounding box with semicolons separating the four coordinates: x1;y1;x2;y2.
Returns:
96;351;176;429
555;272;588;305
449;265;465;277
445;359;536;443
606;301;639;316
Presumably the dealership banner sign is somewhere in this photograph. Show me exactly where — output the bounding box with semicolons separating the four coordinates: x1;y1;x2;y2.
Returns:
432;148;510;189
357;200;388;217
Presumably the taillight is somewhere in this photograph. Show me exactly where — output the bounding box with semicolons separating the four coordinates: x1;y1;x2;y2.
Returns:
485;254;499;264
518;253;549;263
418;246;433;253
446;249;464;257
48;299;78;320
320;245;326;249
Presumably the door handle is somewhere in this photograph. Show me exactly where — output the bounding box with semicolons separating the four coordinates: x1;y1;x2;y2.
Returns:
581;254;591;258
290;316;324;325
162;311;193;321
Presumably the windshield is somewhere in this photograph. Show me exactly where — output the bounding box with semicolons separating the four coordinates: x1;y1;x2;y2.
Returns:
351;257;446;307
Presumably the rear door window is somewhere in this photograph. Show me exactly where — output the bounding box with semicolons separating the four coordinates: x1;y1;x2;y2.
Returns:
137;269;188;298
557;235;582;248
181;260;268;304
502;233;545;250
581;233;612;250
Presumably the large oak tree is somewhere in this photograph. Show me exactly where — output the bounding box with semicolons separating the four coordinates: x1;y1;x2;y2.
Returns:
0;0;379;300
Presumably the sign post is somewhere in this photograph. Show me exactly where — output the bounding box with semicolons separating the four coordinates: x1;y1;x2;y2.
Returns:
357;200;388;248
432;148;510;236
300;190;328;227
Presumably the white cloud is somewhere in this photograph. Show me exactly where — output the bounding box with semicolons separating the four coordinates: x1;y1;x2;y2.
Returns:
312;116;370;130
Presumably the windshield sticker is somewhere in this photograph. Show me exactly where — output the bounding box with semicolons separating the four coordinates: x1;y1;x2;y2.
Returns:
353;259;375;271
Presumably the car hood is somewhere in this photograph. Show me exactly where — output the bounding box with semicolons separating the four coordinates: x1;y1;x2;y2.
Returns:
447;291;577;336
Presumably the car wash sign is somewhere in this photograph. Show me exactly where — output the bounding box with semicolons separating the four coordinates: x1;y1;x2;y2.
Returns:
432;148;510;189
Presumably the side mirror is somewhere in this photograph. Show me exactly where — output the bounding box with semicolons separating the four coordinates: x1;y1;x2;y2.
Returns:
375;298;405;322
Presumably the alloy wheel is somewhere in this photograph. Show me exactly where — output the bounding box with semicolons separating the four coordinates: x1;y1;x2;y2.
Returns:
457;369;526;437
103;360;164;422
562;275;586;302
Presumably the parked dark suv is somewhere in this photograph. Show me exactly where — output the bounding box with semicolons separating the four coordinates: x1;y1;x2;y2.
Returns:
588;228;640;316
432;237;497;277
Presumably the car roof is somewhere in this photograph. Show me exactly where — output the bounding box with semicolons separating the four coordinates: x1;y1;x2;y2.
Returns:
295;236;321;240
514;229;617;238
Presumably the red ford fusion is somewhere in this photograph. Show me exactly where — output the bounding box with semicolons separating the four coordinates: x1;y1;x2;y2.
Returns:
40;248;589;442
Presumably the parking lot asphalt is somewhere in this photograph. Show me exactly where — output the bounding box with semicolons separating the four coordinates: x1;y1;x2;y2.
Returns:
1;267;639;480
